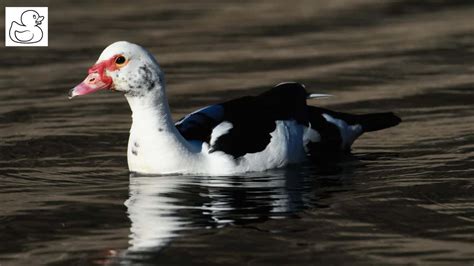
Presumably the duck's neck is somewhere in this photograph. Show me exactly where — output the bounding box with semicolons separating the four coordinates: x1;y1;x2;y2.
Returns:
127;89;175;132
125;87;195;174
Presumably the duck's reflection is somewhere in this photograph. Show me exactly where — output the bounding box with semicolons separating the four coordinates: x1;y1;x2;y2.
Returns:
125;175;190;251
124;166;346;252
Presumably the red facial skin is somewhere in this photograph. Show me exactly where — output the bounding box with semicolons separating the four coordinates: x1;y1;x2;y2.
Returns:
69;55;122;98
88;55;120;86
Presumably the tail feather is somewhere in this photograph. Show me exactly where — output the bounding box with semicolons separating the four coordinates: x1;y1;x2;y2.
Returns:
357;112;401;132
307;93;333;99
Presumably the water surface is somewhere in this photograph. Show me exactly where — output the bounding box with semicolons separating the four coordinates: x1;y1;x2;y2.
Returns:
0;0;473;265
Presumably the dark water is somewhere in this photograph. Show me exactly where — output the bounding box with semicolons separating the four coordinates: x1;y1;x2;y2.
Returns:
1;0;473;265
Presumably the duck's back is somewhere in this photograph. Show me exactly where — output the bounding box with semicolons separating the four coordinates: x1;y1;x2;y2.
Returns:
176;83;310;160
176;82;401;171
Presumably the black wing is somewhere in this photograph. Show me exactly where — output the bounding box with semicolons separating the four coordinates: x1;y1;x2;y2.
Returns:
176;82;401;159
175;104;224;143
176;82;310;158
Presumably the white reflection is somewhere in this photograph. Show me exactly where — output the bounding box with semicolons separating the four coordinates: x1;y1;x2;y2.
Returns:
125;169;311;253
125;175;190;251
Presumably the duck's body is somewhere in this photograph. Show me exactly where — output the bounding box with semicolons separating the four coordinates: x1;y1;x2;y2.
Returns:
127;93;308;175
70;41;401;175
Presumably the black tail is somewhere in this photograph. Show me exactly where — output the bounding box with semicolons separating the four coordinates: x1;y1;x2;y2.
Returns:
357;112;401;132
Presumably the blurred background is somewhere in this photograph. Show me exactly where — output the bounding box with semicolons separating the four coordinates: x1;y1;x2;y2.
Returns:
0;0;473;265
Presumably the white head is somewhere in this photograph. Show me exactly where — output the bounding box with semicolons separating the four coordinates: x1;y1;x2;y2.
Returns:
69;41;165;99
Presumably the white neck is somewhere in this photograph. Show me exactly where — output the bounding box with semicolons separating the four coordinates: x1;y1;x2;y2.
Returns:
125;84;196;174
127;88;174;131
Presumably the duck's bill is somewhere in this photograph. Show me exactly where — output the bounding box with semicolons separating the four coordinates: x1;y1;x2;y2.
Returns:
68;72;112;99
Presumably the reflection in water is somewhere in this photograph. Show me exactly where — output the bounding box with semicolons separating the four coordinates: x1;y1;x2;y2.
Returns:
125;175;188;251
125;166;342;253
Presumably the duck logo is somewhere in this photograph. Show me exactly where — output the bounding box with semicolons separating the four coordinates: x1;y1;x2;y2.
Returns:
5;7;48;47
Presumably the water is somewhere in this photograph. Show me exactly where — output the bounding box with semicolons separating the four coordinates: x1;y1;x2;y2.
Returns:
1;0;473;265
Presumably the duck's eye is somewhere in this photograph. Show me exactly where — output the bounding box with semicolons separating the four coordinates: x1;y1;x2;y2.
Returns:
115;56;127;66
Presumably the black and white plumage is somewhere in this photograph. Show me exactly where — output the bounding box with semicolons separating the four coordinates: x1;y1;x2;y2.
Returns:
177;82;400;160
70;41;401;175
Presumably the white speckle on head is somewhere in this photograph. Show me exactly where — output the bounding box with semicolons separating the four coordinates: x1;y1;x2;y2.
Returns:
210;121;233;147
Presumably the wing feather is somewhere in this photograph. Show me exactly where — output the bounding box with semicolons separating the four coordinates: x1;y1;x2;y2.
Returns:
176;82;309;158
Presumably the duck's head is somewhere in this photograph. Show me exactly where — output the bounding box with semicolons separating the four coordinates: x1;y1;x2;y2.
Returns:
22;10;44;26
69;41;165;99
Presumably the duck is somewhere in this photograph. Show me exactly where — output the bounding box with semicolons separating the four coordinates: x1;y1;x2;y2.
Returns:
9;10;44;44
69;41;401;175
